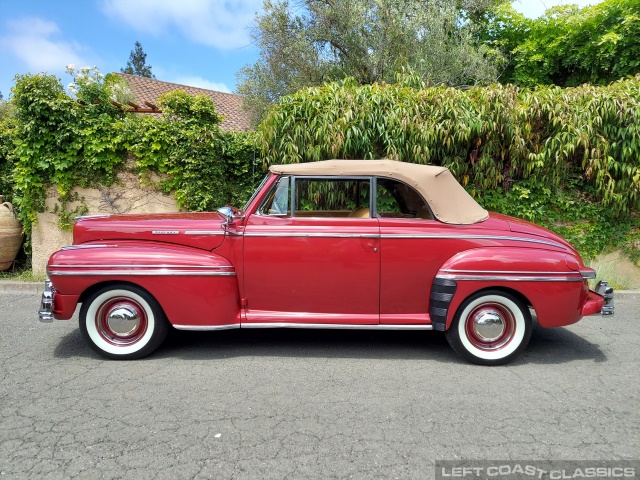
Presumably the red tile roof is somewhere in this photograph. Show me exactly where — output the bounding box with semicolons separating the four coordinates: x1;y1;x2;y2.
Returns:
115;73;251;132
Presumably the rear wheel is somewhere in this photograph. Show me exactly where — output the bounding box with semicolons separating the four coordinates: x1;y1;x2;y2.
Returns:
79;284;169;360
445;290;531;365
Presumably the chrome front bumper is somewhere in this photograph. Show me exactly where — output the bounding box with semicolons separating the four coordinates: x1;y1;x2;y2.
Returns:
595;280;614;315
38;278;54;323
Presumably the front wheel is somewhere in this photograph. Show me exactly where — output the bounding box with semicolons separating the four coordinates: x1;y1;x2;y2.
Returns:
445;290;532;366
79;284;169;360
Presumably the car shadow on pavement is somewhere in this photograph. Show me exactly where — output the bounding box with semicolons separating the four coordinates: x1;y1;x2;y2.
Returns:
521;323;607;364
53;328;93;358
159;328;456;362
53;323;606;365
53;327;457;362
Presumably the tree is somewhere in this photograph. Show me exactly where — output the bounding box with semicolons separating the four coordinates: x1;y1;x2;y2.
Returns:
482;0;640;87
0;90;11;121
237;0;506;125
121;41;155;78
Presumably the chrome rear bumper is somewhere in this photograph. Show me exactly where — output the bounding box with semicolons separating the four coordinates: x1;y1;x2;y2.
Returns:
38;278;54;323
595;280;614;315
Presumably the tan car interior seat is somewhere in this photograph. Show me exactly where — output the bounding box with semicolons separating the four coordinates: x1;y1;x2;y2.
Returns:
348;207;370;218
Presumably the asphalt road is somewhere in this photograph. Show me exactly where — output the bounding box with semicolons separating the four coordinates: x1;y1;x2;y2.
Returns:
0;288;638;479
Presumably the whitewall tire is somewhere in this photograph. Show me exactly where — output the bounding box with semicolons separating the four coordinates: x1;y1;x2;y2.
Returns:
79;284;169;360
445;290;532;365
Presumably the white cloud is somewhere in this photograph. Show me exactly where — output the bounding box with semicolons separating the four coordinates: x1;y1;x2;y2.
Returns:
101;0;262;49
1;18;89;72
172;75;231;92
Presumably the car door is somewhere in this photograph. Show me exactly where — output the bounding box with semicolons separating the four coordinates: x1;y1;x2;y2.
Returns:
243;175;380;325
375;177;460;325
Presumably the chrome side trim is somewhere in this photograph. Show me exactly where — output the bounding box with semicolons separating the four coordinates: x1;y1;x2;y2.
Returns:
184;230;224;235
48;264;234;269
243;231;566;249
61;244;112;250
48;270;236;277
152;230;179;235
436;274;582;282
441;269;580;276
381;234;566;249
242;323;433;330
173;324;241;331
74;214;110;222
581;271;597;279
244;232;379;239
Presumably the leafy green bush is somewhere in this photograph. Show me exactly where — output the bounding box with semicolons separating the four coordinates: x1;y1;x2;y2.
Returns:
126;90;261;212
12;73;127;231
0;115;15;203
66;65;132;110
259;76;640;213
9;72;260;234
482;0;640;87
5;67;638;264
478;178;639;260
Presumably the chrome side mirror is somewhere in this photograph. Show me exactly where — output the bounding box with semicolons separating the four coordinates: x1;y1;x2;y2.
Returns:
217;206;236;225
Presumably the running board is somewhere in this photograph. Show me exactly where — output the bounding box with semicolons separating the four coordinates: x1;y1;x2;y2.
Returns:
173;323;433;331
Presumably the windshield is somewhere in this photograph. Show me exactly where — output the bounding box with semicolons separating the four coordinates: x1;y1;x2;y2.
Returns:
242;173;271;213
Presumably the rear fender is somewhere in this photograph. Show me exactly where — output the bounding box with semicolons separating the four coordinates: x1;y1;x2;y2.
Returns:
47;242;240;327
431;247;589;330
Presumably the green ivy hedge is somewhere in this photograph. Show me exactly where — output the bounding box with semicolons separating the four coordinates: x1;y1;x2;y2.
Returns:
258;76;640;214
1;71;638;263
4;73;260;235
0;117;14;203
125;90;261;213
11;73;128;230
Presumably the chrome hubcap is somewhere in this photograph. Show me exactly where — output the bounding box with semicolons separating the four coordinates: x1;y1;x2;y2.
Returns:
465;302;516;351
472;310;506;342
96;297;148;346
106;304;141;336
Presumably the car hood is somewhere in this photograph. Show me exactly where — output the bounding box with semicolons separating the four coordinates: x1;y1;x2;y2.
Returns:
73;212;227;250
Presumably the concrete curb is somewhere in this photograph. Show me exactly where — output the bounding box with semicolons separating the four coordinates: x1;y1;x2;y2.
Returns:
0;281;46;293
614;290;640;301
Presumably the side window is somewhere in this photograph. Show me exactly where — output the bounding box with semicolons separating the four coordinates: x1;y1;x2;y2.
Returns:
257;176;290;216
294;178;371;218
376;178;433;219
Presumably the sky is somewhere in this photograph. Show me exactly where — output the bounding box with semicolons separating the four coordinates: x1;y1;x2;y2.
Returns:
0;0;603;100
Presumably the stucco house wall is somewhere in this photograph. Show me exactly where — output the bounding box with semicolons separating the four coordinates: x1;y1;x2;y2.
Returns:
32;168;179;274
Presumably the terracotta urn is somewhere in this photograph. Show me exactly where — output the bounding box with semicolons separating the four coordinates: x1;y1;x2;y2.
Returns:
0;195;23;270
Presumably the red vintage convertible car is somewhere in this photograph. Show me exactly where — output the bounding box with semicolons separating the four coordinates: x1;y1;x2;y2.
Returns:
39;160;614;365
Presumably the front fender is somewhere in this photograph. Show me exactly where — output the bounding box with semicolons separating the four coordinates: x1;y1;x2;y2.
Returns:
430;247;589;330
47;241;241;327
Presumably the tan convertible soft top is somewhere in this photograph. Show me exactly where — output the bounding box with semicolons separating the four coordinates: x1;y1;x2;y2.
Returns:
269;159;489;224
